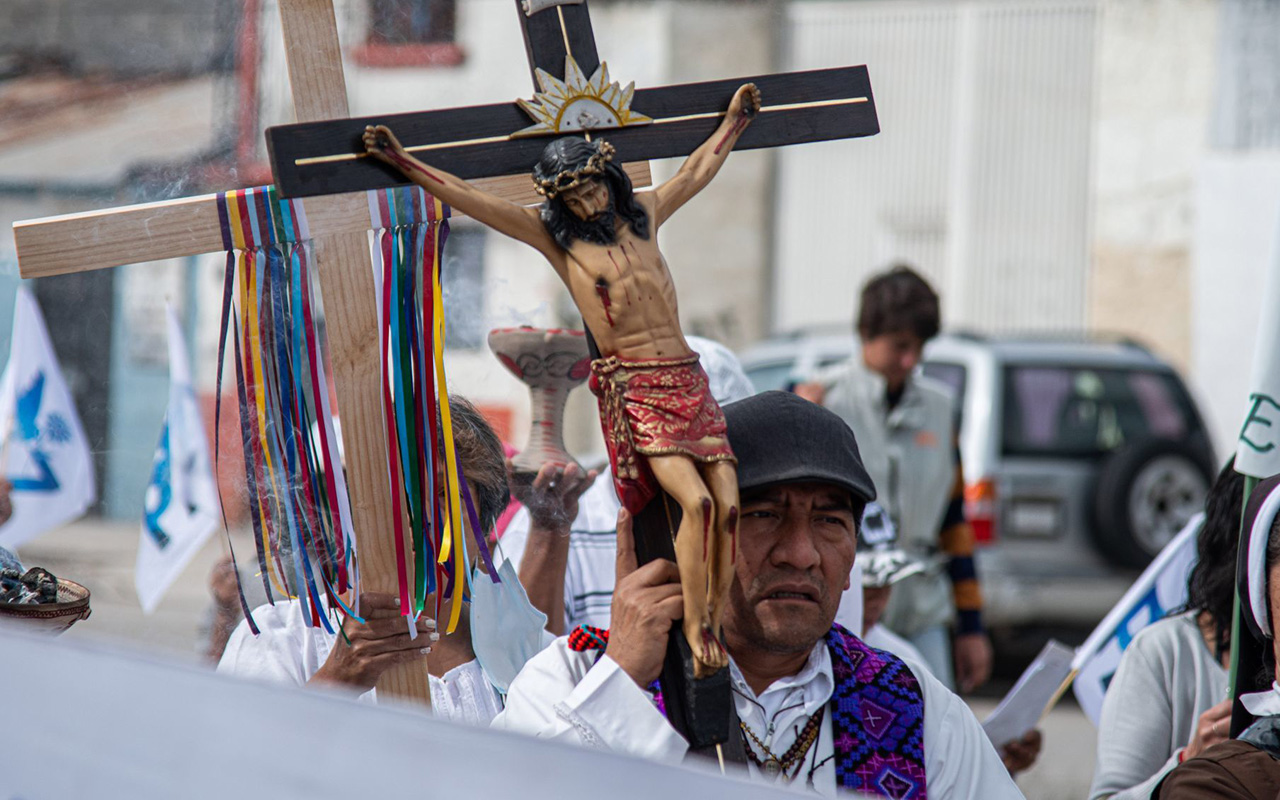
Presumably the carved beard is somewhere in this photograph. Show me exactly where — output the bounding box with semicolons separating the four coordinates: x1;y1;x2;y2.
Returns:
560;203;617;247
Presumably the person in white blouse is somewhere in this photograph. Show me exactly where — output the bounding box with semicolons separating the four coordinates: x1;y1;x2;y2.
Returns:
217;397;510;726
494;391;1023;798
1090;460;1245;799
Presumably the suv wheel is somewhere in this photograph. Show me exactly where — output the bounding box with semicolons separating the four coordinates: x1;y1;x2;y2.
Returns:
1092;438;1213;569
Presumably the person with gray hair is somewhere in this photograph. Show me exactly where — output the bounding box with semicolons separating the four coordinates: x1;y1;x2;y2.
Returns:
500;335;754;635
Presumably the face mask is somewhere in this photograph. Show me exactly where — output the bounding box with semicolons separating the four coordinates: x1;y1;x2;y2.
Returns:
469;558;553;693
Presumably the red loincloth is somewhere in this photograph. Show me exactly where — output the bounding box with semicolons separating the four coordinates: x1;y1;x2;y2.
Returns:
589;354;736;514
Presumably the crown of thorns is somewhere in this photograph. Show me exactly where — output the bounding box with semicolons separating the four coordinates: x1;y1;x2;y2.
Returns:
533;141;616;198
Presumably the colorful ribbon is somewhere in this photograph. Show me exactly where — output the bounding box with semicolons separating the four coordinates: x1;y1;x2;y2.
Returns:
209;184;500;638
367;186;498;635
214;187;357;634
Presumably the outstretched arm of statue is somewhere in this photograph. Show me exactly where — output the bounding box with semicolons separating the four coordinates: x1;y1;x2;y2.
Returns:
653;82;761;227
363;125;562;262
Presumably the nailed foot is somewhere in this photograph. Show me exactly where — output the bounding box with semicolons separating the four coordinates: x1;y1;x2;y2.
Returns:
692;624;728;678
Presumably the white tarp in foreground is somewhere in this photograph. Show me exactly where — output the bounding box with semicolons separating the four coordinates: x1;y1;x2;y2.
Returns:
0;626;794;800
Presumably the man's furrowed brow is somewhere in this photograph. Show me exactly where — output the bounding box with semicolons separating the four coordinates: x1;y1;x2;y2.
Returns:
813;491;856;513
742;487;785;505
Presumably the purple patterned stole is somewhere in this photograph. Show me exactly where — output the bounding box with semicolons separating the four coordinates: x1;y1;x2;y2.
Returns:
566;623;926;797
826;623;927;798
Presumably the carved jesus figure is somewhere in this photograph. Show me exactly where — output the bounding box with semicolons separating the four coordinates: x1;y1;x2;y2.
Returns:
363;83;761;677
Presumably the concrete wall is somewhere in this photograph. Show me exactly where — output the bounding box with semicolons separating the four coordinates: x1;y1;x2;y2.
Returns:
775;0;1097;336
0;0;232;77
1088;0;1220;371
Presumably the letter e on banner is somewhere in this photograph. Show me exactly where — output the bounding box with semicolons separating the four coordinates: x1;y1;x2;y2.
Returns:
1237;207;1280;479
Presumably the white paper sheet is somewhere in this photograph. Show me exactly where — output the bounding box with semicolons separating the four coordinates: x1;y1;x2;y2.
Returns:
982;639;1075;748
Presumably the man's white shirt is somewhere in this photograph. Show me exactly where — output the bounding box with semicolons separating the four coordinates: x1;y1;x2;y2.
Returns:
218;599;503;726
494;635;1024;798
864;623;928;667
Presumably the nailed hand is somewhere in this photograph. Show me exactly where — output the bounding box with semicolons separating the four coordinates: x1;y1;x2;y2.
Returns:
362;124;402;161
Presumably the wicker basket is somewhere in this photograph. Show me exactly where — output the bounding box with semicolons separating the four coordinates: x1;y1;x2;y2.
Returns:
0;579;91;635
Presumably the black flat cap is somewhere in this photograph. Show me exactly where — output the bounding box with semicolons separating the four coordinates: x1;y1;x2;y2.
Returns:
722;391;876;503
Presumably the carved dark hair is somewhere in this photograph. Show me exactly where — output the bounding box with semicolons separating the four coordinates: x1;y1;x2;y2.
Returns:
534;137;650;250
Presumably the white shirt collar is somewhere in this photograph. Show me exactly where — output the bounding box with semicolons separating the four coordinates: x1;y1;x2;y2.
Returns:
730;641;834;747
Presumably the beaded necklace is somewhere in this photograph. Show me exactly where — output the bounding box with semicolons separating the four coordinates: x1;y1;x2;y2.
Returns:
739;706;825;781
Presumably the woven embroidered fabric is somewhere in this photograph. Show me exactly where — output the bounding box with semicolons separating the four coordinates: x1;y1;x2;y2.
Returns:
587;354;735;514
827;625;927;799
567;624;611;653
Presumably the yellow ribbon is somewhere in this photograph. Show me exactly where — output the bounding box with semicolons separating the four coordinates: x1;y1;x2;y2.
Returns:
429;197;465;634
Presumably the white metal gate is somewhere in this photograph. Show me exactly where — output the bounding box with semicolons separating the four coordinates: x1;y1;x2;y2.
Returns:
775;0;1097;335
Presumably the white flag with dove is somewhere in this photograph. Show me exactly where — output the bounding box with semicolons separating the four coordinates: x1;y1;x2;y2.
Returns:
135;307;220;614
0;287;96;550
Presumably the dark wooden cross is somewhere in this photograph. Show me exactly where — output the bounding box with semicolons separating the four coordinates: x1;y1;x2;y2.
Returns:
266;4;877;199
263;0;879;759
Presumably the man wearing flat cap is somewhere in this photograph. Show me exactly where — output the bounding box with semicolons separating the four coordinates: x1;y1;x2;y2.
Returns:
495;392;1021;798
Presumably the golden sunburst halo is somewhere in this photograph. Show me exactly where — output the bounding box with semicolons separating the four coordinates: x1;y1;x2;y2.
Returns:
514;55;652;138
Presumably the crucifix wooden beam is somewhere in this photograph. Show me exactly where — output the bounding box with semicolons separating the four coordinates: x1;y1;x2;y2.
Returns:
12;165;648;279
267;66;874;199
263;1;874;201
10;0;433;706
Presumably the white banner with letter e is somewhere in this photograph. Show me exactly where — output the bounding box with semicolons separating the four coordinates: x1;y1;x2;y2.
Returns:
1237;205;1280;478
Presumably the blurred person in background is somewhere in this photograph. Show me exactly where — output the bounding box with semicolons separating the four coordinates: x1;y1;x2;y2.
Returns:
799;265;991;692
1089;460;1245;799
859;500;1041;777
857;501;928;661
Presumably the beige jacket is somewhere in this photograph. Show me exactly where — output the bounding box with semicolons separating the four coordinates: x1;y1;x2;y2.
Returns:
816;358;958;636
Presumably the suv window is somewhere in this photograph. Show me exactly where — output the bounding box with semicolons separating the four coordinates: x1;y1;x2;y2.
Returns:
746;361;795;393
922;361;967;401
1001;365;1196;457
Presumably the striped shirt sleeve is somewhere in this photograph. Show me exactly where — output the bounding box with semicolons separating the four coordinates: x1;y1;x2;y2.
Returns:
940;443;983;635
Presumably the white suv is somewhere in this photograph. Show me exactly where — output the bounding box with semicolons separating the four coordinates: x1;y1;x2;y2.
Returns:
739;332;1218;630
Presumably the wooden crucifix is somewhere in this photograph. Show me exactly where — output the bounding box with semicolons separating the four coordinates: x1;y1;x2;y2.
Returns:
264;0;879;754
7;0;623;708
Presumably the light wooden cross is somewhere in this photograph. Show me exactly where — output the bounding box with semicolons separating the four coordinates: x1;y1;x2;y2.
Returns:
10;0;648;707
